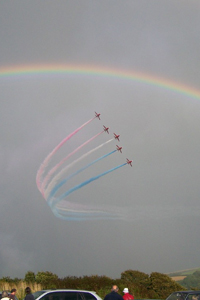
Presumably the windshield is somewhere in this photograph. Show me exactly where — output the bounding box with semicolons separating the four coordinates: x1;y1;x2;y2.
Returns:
188;294;200;300
166;292;188;300
33;291;50;299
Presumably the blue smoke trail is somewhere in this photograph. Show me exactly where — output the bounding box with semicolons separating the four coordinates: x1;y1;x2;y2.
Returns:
45;138;114;199
48;163;127;220
47;149;117;203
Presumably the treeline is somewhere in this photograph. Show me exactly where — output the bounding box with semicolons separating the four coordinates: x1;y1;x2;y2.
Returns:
178;270;200;289
0;270;184;300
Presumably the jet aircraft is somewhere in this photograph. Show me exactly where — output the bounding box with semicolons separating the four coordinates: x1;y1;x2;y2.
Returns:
103;125;109;134
95;112;101;120
114;133;120;141
126;158;132;167
116;145;122;153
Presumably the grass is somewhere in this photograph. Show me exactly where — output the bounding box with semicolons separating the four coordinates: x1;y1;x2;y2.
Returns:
167;268;200;277
0;281;42;300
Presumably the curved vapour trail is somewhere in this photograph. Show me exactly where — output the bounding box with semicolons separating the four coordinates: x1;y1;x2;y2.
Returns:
41;130;103;196
36;115;127;221
36;117;95;194
48;163;127;220
52;204;125;221
44;138;114;199
47;149;117;202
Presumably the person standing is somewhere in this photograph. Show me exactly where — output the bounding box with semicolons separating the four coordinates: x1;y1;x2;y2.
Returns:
24;287;35;300
10;289;19;300
1;291;11;300
104;285;124;300
122;288;134;300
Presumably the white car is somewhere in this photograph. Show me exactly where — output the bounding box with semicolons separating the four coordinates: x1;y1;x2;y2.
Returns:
33;290;103;300
33;291;52;299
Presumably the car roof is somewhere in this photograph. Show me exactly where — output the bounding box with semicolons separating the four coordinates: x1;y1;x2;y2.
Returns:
38;290;98;293
35;290;102;300
175;291;200;294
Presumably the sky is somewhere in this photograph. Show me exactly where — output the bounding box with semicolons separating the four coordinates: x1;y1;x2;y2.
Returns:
0;0;200;279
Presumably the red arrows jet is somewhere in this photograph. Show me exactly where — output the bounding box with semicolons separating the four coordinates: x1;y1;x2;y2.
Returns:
116;145;122;153
126;158;133;167
95;112;101;120
103;125;109;134
114;133;120;141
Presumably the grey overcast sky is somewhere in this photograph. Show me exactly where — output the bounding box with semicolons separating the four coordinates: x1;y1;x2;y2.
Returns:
1;0;200;279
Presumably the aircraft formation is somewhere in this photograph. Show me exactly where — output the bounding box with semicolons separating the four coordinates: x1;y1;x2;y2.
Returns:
95;112;132;167
36;112;132;221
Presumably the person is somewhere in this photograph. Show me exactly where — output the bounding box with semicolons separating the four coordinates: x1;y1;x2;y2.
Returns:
104;285;124;300
10;289;19;300
192;296;199;300
1;291;11;300
24;287;35;300
122;288;134;300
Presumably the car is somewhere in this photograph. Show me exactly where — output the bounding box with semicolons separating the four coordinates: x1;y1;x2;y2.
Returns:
33;290;103;300
166;291;200;300
33;291;52;299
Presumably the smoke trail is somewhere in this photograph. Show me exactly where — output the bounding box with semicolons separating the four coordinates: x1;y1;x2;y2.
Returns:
48;163;127;219
47;149;117;202
52;205;124;221
45;138;114;199
49;198;124;220
51;196;128;221
36;117;95;193
36;115;128;221
41;130;103;195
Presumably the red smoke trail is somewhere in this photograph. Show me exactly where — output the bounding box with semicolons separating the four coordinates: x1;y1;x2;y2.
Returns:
36;117;95;194
41;130;103;195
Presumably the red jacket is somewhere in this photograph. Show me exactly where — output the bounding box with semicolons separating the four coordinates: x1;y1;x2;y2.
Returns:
123;294;134;300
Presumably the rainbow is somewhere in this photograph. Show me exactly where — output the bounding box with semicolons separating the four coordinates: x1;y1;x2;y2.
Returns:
1;64;200;100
